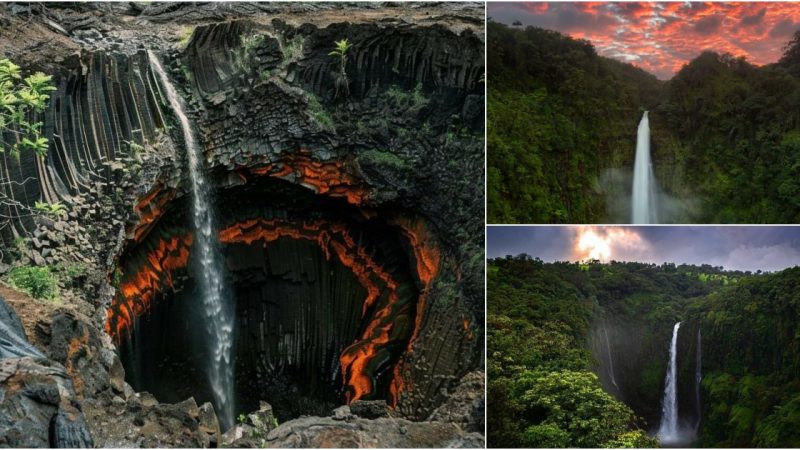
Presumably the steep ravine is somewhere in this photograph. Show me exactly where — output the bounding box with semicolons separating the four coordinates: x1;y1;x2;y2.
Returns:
0;3;485;447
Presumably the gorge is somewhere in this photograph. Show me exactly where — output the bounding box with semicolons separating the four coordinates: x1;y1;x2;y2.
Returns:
488;256;800;448
488;21;800;224
0;3;485;447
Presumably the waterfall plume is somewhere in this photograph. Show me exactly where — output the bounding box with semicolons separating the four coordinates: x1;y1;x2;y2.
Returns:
147;51;235;430
631;111;658;223
658;321;681;444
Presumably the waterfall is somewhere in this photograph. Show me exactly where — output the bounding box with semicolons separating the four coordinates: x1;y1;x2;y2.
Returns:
147;51;235;430
694;328;702;434
631;111;658;223
603;327;618;388
658;321;681;443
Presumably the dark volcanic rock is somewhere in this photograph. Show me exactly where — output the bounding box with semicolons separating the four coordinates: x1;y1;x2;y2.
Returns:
0;298;93;448
0;296;44;359
427;370;485;433
0;357;93;448
349;400;390;419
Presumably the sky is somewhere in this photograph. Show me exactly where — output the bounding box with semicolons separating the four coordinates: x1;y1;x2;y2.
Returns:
488;2;800;79
487;226;800;272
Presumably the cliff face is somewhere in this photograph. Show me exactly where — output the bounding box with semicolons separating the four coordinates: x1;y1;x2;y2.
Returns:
0;2;484;447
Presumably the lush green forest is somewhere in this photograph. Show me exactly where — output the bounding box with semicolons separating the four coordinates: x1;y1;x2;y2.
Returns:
487;21;800;223
487;256;800;447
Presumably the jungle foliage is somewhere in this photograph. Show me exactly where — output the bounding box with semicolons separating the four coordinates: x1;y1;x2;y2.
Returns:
488;255;800;447
487;22;800;223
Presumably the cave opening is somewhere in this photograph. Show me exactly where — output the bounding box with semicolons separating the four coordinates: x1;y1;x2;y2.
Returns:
111;174;424;424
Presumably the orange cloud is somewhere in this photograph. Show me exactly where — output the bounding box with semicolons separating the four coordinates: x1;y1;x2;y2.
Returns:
571;226;649;262
492;2;800;78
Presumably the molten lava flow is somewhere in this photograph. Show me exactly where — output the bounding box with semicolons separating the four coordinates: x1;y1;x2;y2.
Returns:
105;233;193;342
386;217;441;406
108;211;443;409
240;151;369;205
217;217;410;403
131;185;177;242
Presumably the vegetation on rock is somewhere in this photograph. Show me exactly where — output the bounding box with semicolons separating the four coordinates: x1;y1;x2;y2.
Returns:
0;58;56;157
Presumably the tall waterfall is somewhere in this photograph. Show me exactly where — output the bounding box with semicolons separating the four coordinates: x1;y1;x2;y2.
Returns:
631;111;657;223
658;321;681;443
148;51;235;430
603;327;618;388
694;328;702;433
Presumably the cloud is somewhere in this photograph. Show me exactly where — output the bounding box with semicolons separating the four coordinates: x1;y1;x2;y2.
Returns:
741;7;767;27
487;226;800;272
770;18;800;38
693;15;723;35
488;2;800;79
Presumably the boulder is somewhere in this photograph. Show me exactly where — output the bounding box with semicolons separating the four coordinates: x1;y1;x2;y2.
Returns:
0;357;93;448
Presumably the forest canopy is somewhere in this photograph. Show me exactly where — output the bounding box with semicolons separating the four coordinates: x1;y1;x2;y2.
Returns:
488;256;800;447
487;22;800;223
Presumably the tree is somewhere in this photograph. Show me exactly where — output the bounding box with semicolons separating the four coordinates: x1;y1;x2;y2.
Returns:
0;58;56;157
779;29;800;76
329;38;352;98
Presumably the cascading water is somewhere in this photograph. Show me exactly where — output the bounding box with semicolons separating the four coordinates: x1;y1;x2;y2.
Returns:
658;321;681;444
147;51;235;430
631;111;658;223
694;328;702;434
603;327;618;388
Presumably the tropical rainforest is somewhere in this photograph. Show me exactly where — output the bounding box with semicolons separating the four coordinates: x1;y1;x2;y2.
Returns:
487;21;800;223
487;255;800;448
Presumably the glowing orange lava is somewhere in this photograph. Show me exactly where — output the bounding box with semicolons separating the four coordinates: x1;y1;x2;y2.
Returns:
105;233;193;341
131;185;176;242
241;151;369;205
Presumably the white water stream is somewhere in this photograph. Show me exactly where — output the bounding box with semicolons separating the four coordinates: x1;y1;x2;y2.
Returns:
148;51;235;430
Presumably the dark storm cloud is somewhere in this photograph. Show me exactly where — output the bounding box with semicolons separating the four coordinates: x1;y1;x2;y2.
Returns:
770;18;800;38
693;15;723;35
487;226;800;273
741;7;767;27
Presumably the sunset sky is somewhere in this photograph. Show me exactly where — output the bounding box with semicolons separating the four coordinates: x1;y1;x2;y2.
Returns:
487;226;800;272
488;2;800;79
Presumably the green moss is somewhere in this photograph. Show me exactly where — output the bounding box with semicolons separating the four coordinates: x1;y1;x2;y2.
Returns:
386;83;428;109
358;150;406;169
306;95;334;131
281;35;305;65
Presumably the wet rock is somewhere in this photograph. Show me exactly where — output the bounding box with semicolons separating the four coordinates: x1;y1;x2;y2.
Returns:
198;402;221;446
247;401;277;431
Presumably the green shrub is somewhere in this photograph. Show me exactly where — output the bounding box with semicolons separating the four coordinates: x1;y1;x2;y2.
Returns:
33;201;67;217
7;266;60;300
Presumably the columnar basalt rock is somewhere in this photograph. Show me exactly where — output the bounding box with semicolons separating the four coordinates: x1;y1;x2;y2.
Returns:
0;2;484;446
